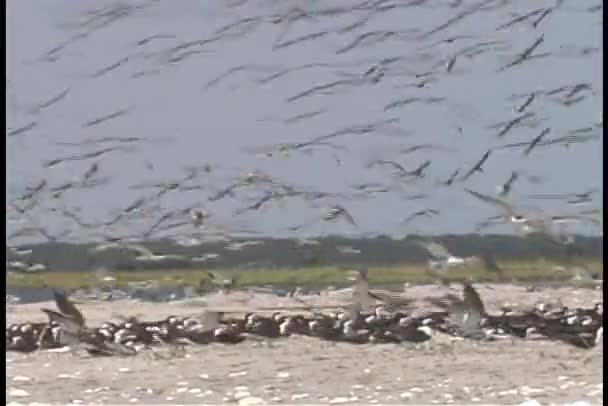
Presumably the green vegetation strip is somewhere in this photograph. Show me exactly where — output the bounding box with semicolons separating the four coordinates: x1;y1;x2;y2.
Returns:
7;260;602;289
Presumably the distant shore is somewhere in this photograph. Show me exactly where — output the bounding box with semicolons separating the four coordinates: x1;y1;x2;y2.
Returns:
7;234;603;273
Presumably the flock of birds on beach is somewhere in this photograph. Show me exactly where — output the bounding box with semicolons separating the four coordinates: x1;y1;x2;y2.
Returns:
5;1;603;358
6;270;604;358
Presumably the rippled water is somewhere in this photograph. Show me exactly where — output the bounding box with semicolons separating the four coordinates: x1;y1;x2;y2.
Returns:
7;1;603;245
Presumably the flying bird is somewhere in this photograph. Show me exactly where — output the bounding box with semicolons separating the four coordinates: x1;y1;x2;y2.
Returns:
497;171;519;197
415;240;478;277
462;149;492;181
324;205;357;227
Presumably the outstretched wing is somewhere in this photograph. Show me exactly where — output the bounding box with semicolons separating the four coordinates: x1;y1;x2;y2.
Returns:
368;290;414;309
464;188;516;215
417;240;452;260
463;283;486;315
352;272;371;312
41;308;82;335
338;207;357;227
425;294;461;310
53;291;85;327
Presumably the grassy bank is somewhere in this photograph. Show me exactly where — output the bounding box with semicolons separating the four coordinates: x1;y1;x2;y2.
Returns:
6;259;602;289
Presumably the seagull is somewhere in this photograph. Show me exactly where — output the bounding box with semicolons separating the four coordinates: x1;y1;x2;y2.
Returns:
92;242;186;262
415;240;478;274
324;205;357;227
225;240;264;251
7;261;47;273
367;290;415;311
497;171;519;198
337;245;361;255
427;283;486;337
456;282;487;337
464;188;588;243
465;188;544;232
401;209;440;224
38;291;130;355
461;149;492;181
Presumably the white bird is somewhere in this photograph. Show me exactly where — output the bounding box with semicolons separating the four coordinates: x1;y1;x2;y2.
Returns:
173;236;204;247
337;245;361;255
465;188;594;243
8;247;32;256
415;240;477;273
225;240;263;251
7;261;46;272
92;242;186;262
295;238;320;246
191;253;221;262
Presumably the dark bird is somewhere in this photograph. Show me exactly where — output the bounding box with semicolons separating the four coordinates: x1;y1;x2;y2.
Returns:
496;8;545;31
51;291;85;327
499;34;545;71
495;112;535;137
384;97;445;111
514;92;535;113
38;291;93;351
366;160;407;176
523;127;551;156
439;169;460;186
532;8;553;29
82;106;135;128
462;149;491;181
498;171;519;197
402;209;440;224
408;160;432;178
324;205;357;227
7;122;37;137
400;144;455;154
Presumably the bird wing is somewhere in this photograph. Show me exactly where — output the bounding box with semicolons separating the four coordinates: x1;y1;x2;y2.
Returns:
418;240;452;260
352;276;370;305
464;188;516;216
92;242;121;252
425;294;461;310
354;267;368;282
41;308;82;335
368;290;414;309
367;160;407;174
338;208;357;227
458;307;483;336
462;283;486;315
99;341;137;356
441;284;485;336
53;291;85;327
126;244;155;257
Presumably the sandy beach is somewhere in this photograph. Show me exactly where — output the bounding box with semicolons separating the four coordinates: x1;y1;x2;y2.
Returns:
6;284;603;405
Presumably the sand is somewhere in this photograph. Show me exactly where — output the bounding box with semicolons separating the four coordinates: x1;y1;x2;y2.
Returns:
6;284;604;405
